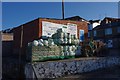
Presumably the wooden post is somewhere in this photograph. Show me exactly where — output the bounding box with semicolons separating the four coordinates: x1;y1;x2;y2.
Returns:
19;25;23;80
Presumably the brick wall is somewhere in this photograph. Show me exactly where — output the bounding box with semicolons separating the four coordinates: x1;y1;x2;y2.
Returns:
13;18;39;56
13;18;88;56
39;18;88;39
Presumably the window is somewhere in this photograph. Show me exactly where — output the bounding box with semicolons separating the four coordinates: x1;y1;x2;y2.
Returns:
79;30;84;42
105;28;112;35
117;27;120;33
88;24;93;30
94;30;96;37
88;32;90;37
107;40;113;48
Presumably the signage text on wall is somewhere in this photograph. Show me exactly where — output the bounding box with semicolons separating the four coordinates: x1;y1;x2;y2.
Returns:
42;21;77;37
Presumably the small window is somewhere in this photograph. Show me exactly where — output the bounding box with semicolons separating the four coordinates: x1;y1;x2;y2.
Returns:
117;27;120;33
94;30;96;37
105;28;112;35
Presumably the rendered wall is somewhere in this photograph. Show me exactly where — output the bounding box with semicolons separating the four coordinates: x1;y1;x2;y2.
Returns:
25;57;120;79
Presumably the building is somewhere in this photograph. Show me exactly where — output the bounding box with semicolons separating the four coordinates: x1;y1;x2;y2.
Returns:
90;17;120;49
1;32;13;57
65;16;88;23
12;17;88;57
88;20;101;38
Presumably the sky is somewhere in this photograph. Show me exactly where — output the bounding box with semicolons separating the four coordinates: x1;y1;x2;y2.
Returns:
2;2;118;30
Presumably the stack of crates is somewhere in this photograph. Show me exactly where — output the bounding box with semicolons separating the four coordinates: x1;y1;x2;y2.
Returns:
52;29;81;59
26;28;81;62
26;44;61;62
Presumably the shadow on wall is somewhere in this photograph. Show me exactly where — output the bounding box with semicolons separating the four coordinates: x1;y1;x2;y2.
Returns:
2;41;13;57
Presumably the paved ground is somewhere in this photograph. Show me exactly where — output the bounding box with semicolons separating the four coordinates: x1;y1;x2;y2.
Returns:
56;65;120;80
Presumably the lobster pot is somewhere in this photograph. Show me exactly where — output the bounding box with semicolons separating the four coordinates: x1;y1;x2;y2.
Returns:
72;45;76;52
71;39;75;45
65;51;69;56
59;46;64;56
40;39;44;42
32;40;39;46
52;33;58;39
67;33;71;39
48;39;54;46
71;35;74;39
43;40;48;46
74;39;79;45
64;33;68;38
26;45;61;62
70;51;75;56
63;46;68;52
53;39;59;45
57;32;64;38
64;38;68;44
38;40;44;46
58;38;64;44
77;39;80;45
73;35;77;39
68;46;72;52
57;28;64;33
64;46;70;56
68;39;71;44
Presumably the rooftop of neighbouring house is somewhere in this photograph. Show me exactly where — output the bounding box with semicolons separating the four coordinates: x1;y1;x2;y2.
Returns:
65;16;88;22
93;21;120;30
89;20;101;24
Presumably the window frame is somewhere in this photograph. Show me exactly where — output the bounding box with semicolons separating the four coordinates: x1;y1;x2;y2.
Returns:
105;28;112;35
94;30;97;37
117;27;120;33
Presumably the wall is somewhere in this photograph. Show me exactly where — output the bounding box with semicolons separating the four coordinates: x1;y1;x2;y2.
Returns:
88;23;100;31
13;18;39;56
2;33;13;41
39;18;88;40
2;33;13;57
2;41;13;57
13;18;88;57
25;57;120;79
93;23;100;28
2;57;25;79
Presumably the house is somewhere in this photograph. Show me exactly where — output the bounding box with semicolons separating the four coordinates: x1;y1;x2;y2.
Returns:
65;16;89;23
88;20;101;38
12;17;88;57
90;17;120;49
1;32;13;57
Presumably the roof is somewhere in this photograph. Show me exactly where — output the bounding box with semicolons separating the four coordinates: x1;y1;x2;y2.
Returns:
103;17;120;21
93;21;120;30
4;16;88;31
65;16;88;22
2;28;13;33
89;20;101;24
